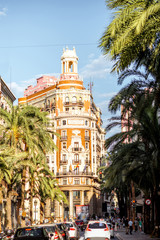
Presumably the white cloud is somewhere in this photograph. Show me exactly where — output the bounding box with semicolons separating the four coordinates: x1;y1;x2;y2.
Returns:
80;54;113;79
0;8;7;16
98;92;117;98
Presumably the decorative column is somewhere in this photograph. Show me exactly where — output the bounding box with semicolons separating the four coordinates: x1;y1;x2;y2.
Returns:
81;190;84;205
69;190;73;220
89;187;94;217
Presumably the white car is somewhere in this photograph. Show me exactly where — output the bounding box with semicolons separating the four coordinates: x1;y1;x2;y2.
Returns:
64;221;79;240
106;223;114;238
85;220;110;240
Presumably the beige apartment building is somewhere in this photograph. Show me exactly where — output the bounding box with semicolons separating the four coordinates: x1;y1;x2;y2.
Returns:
18;47;105;222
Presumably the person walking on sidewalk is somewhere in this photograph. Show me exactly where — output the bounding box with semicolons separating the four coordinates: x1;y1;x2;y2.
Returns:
128;219;133;235
125;218;129;234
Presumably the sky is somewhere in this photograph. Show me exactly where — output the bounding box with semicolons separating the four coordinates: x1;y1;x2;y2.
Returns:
0;0;122;137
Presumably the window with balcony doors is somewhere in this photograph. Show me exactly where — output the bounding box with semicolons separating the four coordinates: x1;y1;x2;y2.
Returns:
74;142;79;151
65;108;69;112
74;154;79;162
73;191;80;199
62;120;66;125
62;130;67;136
72;96;77;103
62;142;67;149
52;167;54;173
85;142;89;149
85;120;88;126
85;130;89;136
63;167;67;174
63;178;67;185
62;154;67;162
74;178;80;185
79;97;82;102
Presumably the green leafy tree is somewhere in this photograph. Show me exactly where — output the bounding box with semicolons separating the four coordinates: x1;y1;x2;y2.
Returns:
0;103;58;227
99;0;160;74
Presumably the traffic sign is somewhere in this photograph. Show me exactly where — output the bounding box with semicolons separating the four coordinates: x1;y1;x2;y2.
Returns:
145;199;151;205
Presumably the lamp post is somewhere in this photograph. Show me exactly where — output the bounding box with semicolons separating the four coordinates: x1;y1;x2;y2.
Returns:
34;200;37;224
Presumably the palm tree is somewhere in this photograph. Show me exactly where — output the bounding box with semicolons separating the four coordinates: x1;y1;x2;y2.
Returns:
0;103;58;227
99;0;160;73
104;91;160;232
26;154;67;224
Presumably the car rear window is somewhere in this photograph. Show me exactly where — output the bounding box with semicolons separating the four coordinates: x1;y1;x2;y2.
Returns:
15;228;44;237
65;223;74;228
88;222;106;229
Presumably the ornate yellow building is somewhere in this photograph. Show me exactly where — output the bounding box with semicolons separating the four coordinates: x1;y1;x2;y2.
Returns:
18;47;105;221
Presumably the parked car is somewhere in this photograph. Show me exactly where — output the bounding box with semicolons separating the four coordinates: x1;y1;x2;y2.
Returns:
64;222;79;240
106;223;114;238
37;223;63;240
13;226;50;240
56;223;69;240
84;220;110;240
75;220;84;230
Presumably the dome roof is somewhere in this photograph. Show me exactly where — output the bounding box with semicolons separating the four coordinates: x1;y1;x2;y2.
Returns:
61;47;78;60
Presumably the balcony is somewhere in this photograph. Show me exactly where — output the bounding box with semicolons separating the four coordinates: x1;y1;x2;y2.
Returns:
56;171;94;176
85;136;90;141
64;101;84;107
72;160;81;165
72;147;82;152
60;160;68;165
60;136;68;141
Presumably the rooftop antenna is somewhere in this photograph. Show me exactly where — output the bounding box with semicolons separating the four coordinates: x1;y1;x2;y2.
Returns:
88;78;93;94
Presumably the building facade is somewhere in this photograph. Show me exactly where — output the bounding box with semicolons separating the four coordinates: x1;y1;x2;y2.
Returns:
18;47;105;222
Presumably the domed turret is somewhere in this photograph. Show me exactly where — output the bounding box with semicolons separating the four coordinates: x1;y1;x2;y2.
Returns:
61;47;78;74
57;47;84;90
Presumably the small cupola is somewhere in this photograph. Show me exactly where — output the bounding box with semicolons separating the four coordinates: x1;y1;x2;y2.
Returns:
61;47;78;74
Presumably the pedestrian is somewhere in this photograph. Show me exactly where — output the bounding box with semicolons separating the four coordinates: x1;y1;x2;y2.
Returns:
124;218;129;234
139;218;142;231
134;218;138;232
128;219;133;235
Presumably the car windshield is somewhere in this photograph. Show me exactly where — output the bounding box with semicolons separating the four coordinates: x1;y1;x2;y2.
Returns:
44;226;56;233
15;228;43;237
89;222;106;229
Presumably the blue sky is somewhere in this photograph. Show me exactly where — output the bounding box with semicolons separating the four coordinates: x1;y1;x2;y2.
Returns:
0;0;122;137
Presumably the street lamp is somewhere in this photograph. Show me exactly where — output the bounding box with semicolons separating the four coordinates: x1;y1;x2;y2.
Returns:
34;200;37;224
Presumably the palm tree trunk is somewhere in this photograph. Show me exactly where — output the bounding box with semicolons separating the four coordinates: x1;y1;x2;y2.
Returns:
0;186;3;232
40;202;44;224
6;186;12;229
20;168;26;227
30;179;33;225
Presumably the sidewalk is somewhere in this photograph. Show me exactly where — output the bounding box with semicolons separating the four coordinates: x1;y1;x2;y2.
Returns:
115;228;160;240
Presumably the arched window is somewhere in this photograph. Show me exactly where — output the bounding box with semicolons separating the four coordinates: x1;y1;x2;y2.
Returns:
65;96;69;103
72;96;77;103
